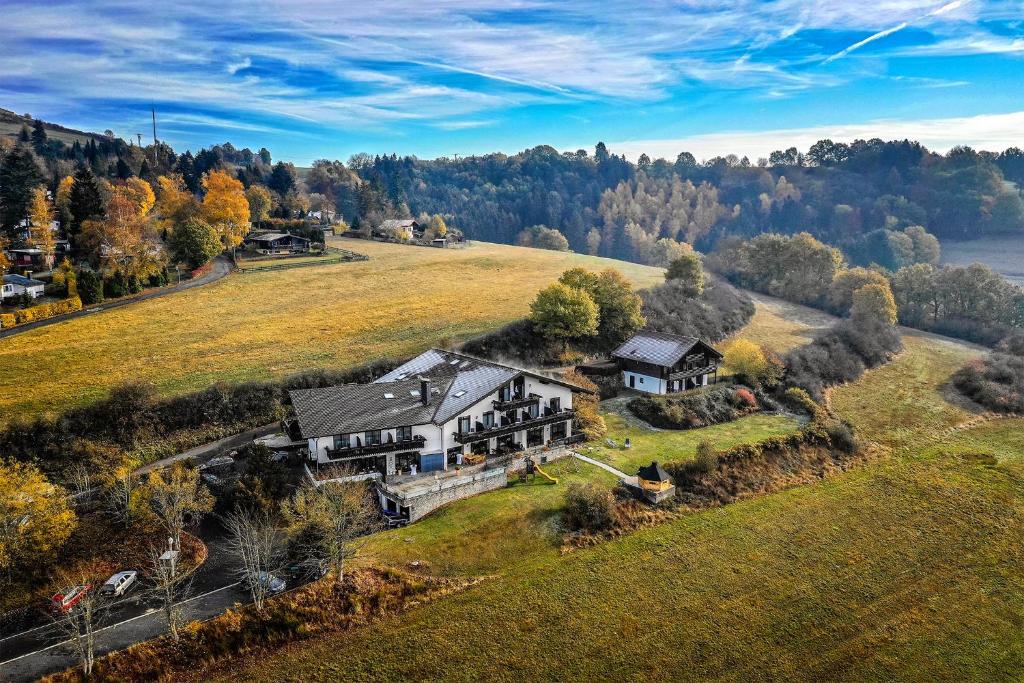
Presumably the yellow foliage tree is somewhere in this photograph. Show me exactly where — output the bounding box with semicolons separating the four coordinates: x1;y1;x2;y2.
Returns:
114;177;156;217
201;170;250;248
723;339;781;386
55;175;75;215
0;459;77;577
851;282;898;326
429;214;447;237
27;185;57;268
0;235;9;275
155;174;197;231
244;184;274;225
82;193;163;278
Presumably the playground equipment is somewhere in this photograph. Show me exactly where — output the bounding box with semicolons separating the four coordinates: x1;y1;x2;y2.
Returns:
533;463;558;484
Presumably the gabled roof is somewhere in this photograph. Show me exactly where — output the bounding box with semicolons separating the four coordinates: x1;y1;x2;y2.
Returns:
290;378;439;437
612;331;720;367
3;274;45;287
290;348;590;438
380;219;419;230
247;232;309;243
637;461;671;482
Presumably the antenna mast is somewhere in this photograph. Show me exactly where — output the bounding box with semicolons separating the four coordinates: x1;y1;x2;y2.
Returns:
151;107;158;166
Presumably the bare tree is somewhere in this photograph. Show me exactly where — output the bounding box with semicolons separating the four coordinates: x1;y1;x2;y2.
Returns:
67;463;93;503
146;544;194;642
104;463;146;528
49;569;112;677
282;480;382;588
147;462;214;551
223;507;283;612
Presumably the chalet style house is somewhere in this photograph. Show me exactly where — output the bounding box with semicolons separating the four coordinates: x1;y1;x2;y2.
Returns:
244;232;311;254
612;331;722;394
288;349;584;478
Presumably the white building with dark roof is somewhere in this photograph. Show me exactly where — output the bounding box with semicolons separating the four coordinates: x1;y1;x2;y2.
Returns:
2;274;46;301
611;331;722;394
288;348;585;480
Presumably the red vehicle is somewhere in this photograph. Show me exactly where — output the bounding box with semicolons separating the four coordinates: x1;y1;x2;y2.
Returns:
52;584;91;613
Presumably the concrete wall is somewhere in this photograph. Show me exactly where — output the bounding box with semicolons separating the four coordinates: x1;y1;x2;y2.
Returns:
380;467;508;522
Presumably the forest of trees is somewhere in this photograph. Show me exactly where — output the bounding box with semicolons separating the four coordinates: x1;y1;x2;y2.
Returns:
351;140;1024;267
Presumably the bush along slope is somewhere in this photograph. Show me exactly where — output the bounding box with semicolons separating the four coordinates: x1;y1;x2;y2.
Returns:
783;318;902;400
627;385;759;429
952;331;1024;413
43;568;476;683
0;359;401;482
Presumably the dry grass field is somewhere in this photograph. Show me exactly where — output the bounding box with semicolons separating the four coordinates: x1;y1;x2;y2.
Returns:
941;236;1024;286
724;290;836;354
0;240;663;420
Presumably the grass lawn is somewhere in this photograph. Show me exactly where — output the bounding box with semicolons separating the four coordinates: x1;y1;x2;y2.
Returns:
584;410;803;474
724;290;837;354
213;415;1024;682
0;240;662;420
830;329;985;450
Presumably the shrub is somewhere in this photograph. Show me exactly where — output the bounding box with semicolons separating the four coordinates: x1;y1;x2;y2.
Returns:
952;352;1024;414
77;269;103;305
627;386;754;430
784;318;901;399
640;277;754;343
564;482;615;532
733;387;757;408
825;421;858;453
5;296;82;327
694;440;718;474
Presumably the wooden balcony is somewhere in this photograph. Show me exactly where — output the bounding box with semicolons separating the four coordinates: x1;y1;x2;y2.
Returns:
667;364;718;381
492;392;541;412
326;434;426;459
453;409;575;444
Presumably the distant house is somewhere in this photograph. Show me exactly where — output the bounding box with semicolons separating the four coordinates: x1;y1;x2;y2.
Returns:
244;232;311;255
377;219;422;239
2;274;46;302
5;247;50;270
611;331;722;394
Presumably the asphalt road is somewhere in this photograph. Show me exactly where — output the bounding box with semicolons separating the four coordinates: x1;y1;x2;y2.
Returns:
0;519;243;682
0;256;232;339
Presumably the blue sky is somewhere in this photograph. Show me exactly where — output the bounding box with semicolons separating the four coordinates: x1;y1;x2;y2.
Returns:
2;0;1022;164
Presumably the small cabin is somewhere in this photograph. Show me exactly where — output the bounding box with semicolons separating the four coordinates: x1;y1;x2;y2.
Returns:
612;331;722;395
245;232;310;255
632;461;676;504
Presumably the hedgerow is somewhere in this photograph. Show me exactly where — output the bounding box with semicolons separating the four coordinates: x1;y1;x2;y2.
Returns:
783;318;902;399
627;385;757;429
0;296;82;328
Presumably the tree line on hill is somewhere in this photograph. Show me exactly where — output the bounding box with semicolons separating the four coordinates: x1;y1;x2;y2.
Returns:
348;140;1024;267
708;231;1023;346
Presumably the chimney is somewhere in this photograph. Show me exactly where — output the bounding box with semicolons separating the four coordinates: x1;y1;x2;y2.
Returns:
419;377;430;405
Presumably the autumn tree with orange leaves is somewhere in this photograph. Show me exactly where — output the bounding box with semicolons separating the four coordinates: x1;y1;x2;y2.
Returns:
201;170;250;248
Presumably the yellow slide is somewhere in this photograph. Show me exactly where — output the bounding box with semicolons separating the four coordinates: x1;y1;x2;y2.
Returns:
533;463;558;484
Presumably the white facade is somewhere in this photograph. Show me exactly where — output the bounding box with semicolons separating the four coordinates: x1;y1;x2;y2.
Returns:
622;370;666;394
1;278;44;301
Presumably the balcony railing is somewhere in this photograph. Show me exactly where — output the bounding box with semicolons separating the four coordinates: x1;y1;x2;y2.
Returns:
453;409;575;444
325;434;426;459
667;364;718;381
492;392;541;412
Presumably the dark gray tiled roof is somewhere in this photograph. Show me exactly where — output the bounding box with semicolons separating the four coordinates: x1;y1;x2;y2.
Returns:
246;232;309;243
290;378;440;437
291;348;588;438
612;331;701;367
3;274;45;287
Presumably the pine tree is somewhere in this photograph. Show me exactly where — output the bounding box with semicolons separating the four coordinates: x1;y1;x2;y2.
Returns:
0;146;44;234
31;119;48;151
115;157;133;179
68;166;105;237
